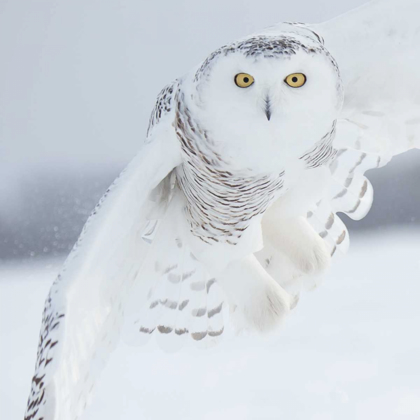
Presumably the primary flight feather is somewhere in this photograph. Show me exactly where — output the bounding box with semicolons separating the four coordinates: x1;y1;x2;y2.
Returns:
25;1;419;419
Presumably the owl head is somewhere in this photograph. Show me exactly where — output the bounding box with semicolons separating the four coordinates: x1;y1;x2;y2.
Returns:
183;29;343;173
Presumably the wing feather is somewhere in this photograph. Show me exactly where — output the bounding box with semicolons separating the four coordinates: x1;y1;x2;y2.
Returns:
307;0;420;256
123;189;227;352
25;84;182;420
313;0;420;155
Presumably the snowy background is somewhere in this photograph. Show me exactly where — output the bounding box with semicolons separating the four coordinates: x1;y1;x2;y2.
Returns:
1;0;419;260
0;0;419;419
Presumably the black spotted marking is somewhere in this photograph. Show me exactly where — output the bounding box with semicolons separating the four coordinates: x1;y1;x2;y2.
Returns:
208;303;223;318
191;331;207;341
208;328;224;337
349;153;367;174
181;270;196;281
206;278;216;293
150;301;159;309
307;28;324;45
140;326;156;334
325;213;334;230
146;80;179;138
25;275;65;420
331;152;369;206
344;176;353;188
157;326;173;334
175;328;189;336
178;300;189;311
163;265;178;274
162;300;178;310
329;158;339;175
336;231;346;245
192;308;207;317
333;189;347;200
347;200;361;214
359;180;368;198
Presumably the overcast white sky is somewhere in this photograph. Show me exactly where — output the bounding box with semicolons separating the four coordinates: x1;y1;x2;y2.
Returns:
0;0;369;172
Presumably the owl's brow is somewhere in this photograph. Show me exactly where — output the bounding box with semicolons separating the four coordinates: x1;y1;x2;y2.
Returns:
194;35;325;83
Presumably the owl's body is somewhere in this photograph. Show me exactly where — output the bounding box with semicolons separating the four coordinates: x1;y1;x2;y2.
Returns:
136;32;342;333
165;33;341;270
24;1;420;419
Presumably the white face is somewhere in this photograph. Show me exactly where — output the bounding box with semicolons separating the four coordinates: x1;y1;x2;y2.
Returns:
186;43;342;174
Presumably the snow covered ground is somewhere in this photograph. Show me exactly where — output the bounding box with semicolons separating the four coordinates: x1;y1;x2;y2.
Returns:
1;228;420;420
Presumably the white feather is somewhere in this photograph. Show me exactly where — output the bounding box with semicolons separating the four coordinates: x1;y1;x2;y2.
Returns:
25;2;420;419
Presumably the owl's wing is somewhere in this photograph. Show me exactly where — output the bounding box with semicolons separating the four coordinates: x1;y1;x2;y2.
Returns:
23;80;225;420
305;0;420;255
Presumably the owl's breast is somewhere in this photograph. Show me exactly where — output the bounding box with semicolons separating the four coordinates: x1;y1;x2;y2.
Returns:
176;160;285;246
175;104;286;246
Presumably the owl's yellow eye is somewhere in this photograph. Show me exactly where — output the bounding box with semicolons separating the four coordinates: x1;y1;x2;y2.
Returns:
285;73;307;88
234;73;254;88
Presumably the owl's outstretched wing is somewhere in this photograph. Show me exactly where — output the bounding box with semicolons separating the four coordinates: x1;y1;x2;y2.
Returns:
24;81;188;420
306;0;420;254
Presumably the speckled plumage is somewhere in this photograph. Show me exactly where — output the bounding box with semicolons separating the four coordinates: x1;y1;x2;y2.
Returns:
24;2;420;419
194;35;337;82
25;276;64;420
175;91;285;245
146;80;179;139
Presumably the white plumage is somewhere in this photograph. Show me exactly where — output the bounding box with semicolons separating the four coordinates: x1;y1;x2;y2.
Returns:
25;1;420;419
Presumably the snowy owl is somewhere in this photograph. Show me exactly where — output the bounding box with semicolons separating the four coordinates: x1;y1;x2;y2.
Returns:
25;0;420;419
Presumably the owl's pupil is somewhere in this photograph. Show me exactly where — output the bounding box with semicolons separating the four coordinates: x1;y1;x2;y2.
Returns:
243;77;249;83
292;77;298;83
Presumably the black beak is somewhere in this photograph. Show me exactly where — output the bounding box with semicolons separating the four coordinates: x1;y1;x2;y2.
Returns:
264;95;271;121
